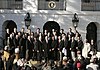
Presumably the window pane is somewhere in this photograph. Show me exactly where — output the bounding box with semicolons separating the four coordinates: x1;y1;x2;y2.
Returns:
81;0;100;11
15;0;23;1
0;0;23;10
82;0;90;2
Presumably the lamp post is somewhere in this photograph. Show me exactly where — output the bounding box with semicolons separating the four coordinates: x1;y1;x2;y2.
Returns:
72;13;79;30
24;12;31;29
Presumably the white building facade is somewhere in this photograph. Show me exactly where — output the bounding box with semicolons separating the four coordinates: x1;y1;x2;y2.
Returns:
0;0;100;51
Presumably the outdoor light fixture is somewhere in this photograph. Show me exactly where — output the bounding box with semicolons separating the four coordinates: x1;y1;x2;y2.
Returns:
72;13;79;29
24;12;31;29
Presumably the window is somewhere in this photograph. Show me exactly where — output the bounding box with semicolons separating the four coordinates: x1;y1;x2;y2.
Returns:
81;0;100;11
15;0;23;1
0;0;23;10
82;0;90;3
38;0;66;10
46;0;59;1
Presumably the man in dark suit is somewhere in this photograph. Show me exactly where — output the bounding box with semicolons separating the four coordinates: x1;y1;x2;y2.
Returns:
67;28;75;38
4;28;10;46
33;36;41;61
59;29;65;36
13;35;20;48
19;34;26;59
90;39;97;51
20;28;25;37
38;36;44;61
42;36;50;62
57;36;64;61
26;36;33;60
6;55;15;70
9;34;15;55
77;36;83;52
34;28;40;39
51;36;57;60
70;36;78;61
63;34;71;58
13;28;18;37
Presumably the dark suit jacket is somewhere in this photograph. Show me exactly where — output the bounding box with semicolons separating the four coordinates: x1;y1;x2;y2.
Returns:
26;39;33;50
77;40;83;51
19;38;26;47
38;40;43;53
9;38;14;47
51;40;57;50
14;38;20;48
26;39;33;59
19;38;26;58
33;40;40;51
71;40;78;51
58;40;64;51
67;32;75;37
63;39;69;49
43;40;49;58
5;33;10;40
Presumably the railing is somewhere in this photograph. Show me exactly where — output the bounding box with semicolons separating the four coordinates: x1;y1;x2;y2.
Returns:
38;0;66;10
0;0;23;10
81;1;100;11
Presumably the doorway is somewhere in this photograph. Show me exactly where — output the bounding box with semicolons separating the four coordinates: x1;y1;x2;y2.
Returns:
2;20;17;39
43;21;60;34
86;22;97;44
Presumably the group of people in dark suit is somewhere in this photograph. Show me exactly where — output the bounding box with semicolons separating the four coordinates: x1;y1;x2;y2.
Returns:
0;27;98;70
4;27;84;61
